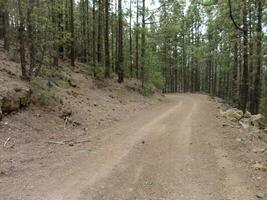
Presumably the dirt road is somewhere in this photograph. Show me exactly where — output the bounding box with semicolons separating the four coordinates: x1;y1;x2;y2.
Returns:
1;94;263;200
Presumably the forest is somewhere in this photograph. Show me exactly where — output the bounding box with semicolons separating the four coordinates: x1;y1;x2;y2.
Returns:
0;0;266;114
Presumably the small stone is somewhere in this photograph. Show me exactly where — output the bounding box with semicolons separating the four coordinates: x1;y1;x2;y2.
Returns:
244;111;252;118
250;114;265;129
222;123;228;127
69;142;74;147
253;163;267;171
14;87;22;92
256;193;264;199
68;79;77;88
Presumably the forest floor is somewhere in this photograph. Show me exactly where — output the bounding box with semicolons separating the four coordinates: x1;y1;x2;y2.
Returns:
0;51;267;199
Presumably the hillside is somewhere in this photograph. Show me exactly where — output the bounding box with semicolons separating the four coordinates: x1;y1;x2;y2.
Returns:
0;49;164;194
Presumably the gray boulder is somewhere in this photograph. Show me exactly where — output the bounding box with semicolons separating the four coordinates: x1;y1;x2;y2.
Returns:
0;87;31;116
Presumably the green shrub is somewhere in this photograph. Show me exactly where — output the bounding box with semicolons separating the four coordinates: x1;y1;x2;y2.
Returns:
30;78;59;106
151;71;165;90
139;82;156;96
95;64;105;80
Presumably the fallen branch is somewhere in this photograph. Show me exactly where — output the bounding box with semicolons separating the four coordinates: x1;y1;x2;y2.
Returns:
262;146;267;153
74;139;91;144
48;141;65;145
47;138;90;146
64;117;70;129
3;137;11;147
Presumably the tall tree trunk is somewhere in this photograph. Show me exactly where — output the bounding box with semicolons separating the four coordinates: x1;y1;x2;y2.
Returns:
111;1;115;72
27;0;36;77
3;4;9;51
97;0;103;64
254;0;262;114
92;0;96;75
70;0;75;67
85;0;90;62
232;32;239;104
18;0;28;80
129;0;133;77
248;4;254;113
104;0;110;77
140;0;145;86
240;0;249;113
51;0;59;67
81;0;87;62
135;0;139;78
117;0;123;83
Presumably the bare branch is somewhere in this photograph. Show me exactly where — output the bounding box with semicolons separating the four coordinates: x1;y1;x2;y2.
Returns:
228;0;245;32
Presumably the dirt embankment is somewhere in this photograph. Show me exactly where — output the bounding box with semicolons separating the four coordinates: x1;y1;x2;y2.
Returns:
0;50;164;198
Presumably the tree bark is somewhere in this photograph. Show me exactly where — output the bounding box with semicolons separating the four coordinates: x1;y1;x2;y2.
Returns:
18;0;28;80
3;6;9;51
104;0;110;77
254;0;262;114
117;0;124;83
135;0;139;78
240;0;249;113
92;0;96;75
140;0;145;86
129;0;133;77
97;0;103;64
70;0;75;67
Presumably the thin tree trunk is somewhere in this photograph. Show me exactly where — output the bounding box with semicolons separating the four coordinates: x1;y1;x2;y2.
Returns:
129;0;133;77
70;0;75;67
3;6;9;51
140;0;145;86
233;34;239;104
117;0;123;83
240;0;249;113
135;0;139;78
97;0;103;63
18;0;28;79
27;0;36;77
51;0;59;67
104;0;110;77
248;4;254;113
92;0;96;75
254;0;262;114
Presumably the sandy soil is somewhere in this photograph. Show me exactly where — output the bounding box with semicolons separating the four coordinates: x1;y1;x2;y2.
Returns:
1;94;266;200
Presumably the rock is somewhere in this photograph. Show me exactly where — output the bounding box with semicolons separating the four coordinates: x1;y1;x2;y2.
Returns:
1;87;31;114
239;118;250;129
244;111;252;118
220;108;243;121
239;118;258;132
68;79;77;88
68;142;74;147
109;94;115;99
253;148;266;154
19;88;31;106
256;193;264;199
222;123;229;127
0;96;3;120
250;114;265;129
253;163;267;171
61;109;72;119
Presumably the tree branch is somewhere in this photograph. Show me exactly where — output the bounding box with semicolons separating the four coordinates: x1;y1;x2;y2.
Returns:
228;0;245;32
